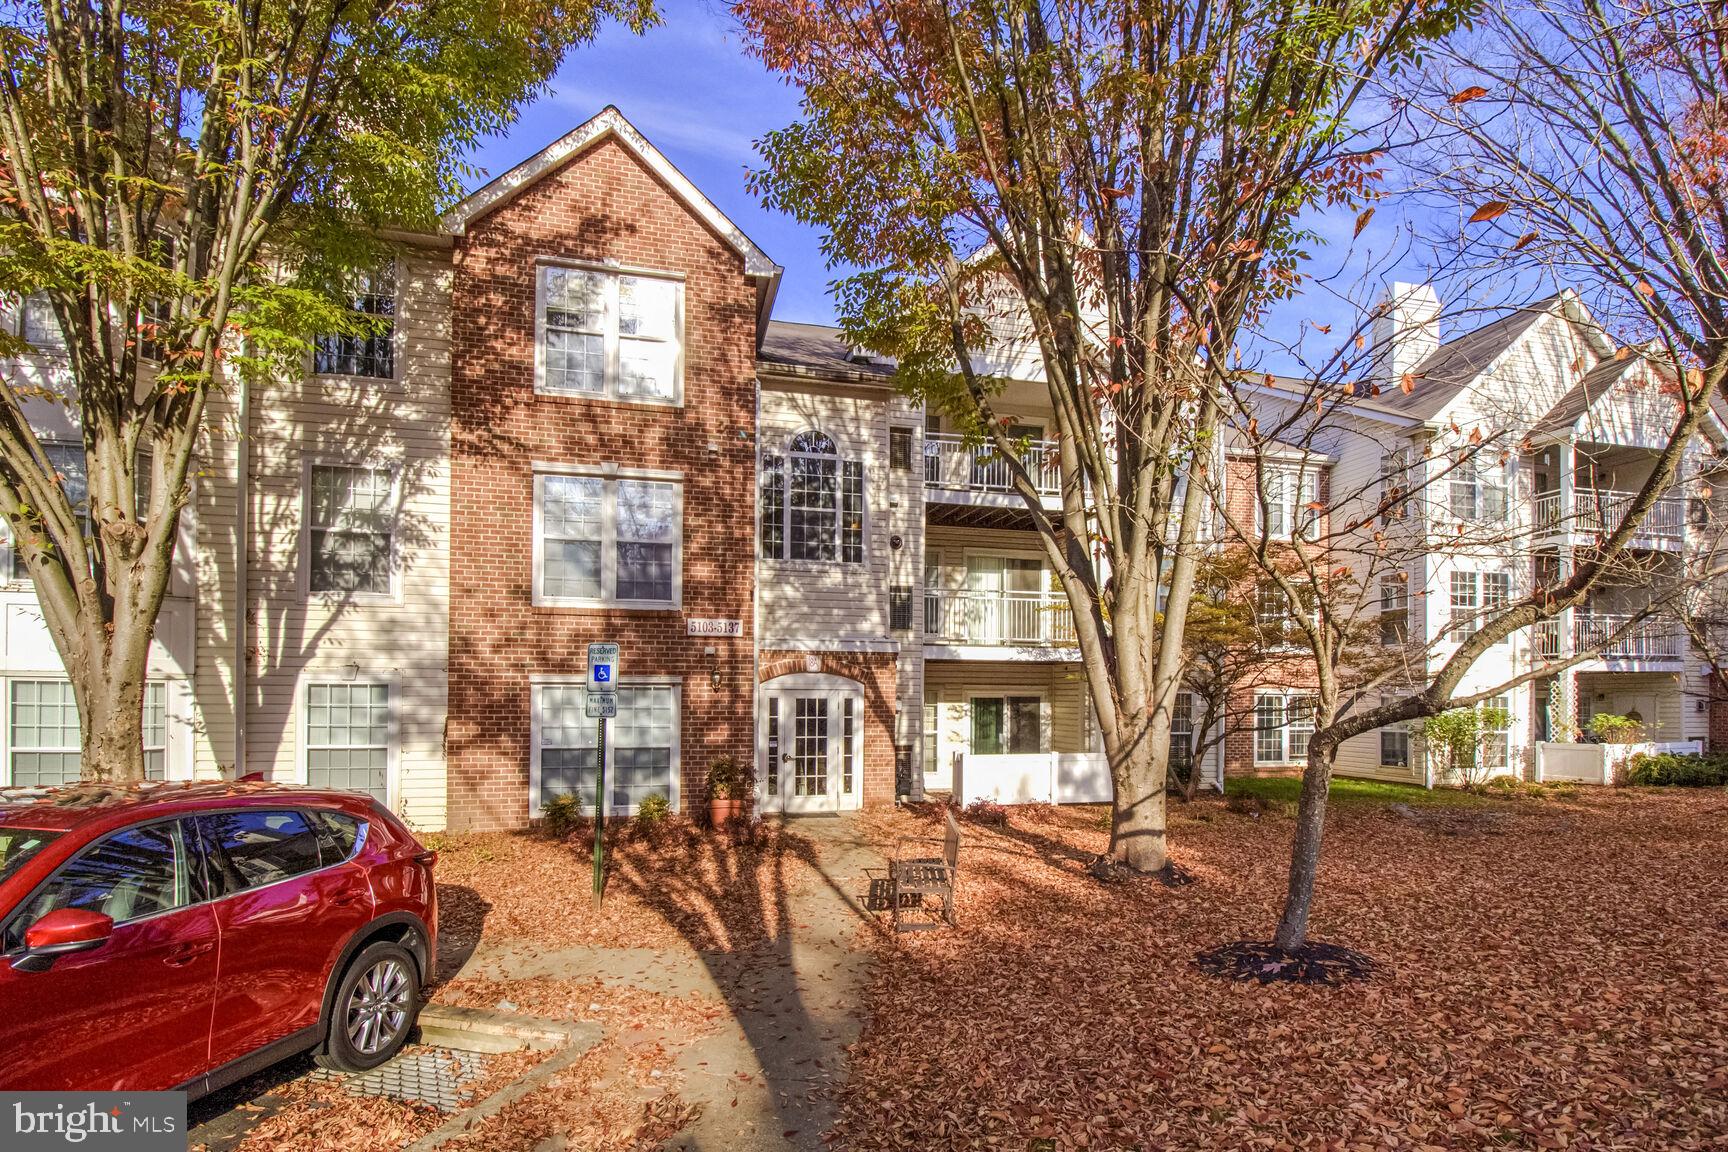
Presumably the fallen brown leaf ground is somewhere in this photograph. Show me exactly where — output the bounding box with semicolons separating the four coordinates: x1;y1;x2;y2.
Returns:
838;788;1728;1151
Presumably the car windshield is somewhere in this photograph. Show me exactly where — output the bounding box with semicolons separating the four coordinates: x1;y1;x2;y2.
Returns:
0;828;61;885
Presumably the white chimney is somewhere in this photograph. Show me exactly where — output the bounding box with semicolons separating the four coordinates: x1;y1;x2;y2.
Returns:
1372;282;1442;384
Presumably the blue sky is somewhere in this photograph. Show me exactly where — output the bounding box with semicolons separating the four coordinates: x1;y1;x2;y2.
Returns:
459;0;1458;368
462;0;842;327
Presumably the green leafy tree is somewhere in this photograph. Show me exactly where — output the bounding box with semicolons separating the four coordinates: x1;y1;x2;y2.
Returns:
1420;704;1512;786
736;0;1477;872
0;0;652;780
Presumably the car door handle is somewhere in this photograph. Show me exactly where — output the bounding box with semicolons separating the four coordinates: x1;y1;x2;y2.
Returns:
163;941;213;967
329;892;363;909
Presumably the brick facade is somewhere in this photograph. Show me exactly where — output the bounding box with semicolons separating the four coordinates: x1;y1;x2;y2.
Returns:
446;135;758;831
1217;456;1324;779
759;649;899;808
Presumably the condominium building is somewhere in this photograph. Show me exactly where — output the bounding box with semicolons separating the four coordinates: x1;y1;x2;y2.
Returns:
2;110;1723;826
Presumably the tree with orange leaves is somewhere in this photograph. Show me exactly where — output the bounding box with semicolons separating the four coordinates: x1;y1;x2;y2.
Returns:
737;0;1478;872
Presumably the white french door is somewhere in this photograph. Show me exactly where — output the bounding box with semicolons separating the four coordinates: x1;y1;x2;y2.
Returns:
760;679;864;813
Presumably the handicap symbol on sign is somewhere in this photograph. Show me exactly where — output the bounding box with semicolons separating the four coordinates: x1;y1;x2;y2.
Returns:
592;666;612;683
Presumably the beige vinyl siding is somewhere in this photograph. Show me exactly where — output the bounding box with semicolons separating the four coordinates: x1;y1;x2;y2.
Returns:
194;247;452;829
759;378;921;645
922;661;1092;788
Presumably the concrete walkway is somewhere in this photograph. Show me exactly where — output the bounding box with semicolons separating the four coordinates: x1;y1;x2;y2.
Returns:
453;814;881;1152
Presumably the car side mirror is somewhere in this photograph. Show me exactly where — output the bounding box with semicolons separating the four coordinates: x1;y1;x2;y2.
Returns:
13;908;114;973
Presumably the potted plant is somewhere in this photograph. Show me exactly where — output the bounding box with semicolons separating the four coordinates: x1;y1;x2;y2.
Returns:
707;756;747;828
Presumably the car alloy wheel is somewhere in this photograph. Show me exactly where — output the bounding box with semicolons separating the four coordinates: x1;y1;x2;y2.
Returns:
344;957;411;1056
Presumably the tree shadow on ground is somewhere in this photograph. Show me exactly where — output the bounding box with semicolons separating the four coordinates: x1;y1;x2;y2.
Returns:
606;815;876;1151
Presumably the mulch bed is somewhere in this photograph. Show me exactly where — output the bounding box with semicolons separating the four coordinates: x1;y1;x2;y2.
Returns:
841;790;1728;1150
1193;939;1375;985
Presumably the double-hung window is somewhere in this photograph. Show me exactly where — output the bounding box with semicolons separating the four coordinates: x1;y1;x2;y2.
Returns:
1380;708;1411;769
1380;576;1410;646
1261;465;1320;539
3;292;65;352
759;431;864;563
1170;691;1195;779
3;442;88;580
1256;580;1295;643
533;683;678;815
308;465;395;596
1254;692;1314;764
537;264;682;403
1254;693;1287;763
10;680;80;786
1482;571;1511;642
313;266;395;379
143;683;167;780
305;683;391;802
536;470;680;607
1378;448;1413;523
1480;695;1512;771
1449;454;1507;522
1449;571;1480;641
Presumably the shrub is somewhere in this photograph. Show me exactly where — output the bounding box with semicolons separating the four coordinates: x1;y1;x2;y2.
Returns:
1623;752;1728;787
635;792;670;827
1588;712;1646;744
962;798;1008;825
541;793;584;839
707;756;742;800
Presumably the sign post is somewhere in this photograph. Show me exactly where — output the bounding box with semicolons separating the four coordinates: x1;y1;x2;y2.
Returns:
587;642;619;908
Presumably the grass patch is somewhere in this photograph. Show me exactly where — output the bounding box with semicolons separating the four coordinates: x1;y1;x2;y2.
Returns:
1223;775;1495;809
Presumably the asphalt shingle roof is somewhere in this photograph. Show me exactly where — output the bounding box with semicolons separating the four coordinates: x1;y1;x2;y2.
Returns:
758;320;895;380
1374;294;1563;420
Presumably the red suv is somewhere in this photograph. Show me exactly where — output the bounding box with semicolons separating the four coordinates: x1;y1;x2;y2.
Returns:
0;782;437;1095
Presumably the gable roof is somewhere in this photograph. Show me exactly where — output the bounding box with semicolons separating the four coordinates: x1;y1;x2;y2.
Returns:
441;106;781;282
1373;294;1563;420
1531;356;1640;437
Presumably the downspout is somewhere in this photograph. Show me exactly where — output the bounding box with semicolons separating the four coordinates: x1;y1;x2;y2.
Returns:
751;374;762;819
233;369;251;777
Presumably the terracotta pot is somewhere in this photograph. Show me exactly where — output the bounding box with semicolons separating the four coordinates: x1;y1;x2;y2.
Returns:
708;797;744;829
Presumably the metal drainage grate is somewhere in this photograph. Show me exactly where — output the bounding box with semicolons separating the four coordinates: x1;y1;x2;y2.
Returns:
310;1048;488;1113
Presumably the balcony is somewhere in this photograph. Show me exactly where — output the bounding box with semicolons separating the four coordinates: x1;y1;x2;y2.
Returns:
924;432;1061;510
1531;611;1682;668
924;589;1077;657
1574;612;1684;664
1533;486;1692;549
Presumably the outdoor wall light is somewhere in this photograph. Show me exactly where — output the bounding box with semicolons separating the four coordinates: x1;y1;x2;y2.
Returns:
343;662;360;682
706;645;722;690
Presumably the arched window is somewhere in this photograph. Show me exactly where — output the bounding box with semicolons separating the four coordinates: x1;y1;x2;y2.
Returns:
760;430;863;562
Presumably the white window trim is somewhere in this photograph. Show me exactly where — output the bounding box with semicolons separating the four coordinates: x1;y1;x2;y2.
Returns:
528;676;682;819
532;257;685;407
1253;690;1315;766
300;458;404;605
758;673;864;808
296;677;400;811
531;465;683;610
760;430;869;568
1449;569;1480;642
965;692;1048;755
1257;463;1321;540
307;261;403;386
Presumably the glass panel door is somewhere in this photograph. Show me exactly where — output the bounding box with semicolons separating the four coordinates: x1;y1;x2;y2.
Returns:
1006;697;1042;754
792;697;829;798
970;697;1004;755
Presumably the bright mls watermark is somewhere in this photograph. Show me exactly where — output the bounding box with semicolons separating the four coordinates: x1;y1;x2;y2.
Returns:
3;1093;185;1150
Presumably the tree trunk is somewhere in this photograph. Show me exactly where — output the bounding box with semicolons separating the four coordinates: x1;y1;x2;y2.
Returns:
1272;731;1338;950
1106;706;1168;871
77;660;148;782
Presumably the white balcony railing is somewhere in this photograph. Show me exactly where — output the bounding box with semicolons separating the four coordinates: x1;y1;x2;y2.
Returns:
924;432;1061;497
924;589;1076;647
1574;612;1683;661
1533;486;1691;544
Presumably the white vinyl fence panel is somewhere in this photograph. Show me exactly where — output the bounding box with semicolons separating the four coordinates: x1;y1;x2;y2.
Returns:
955;751;1111;806
1534;740;1703;784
